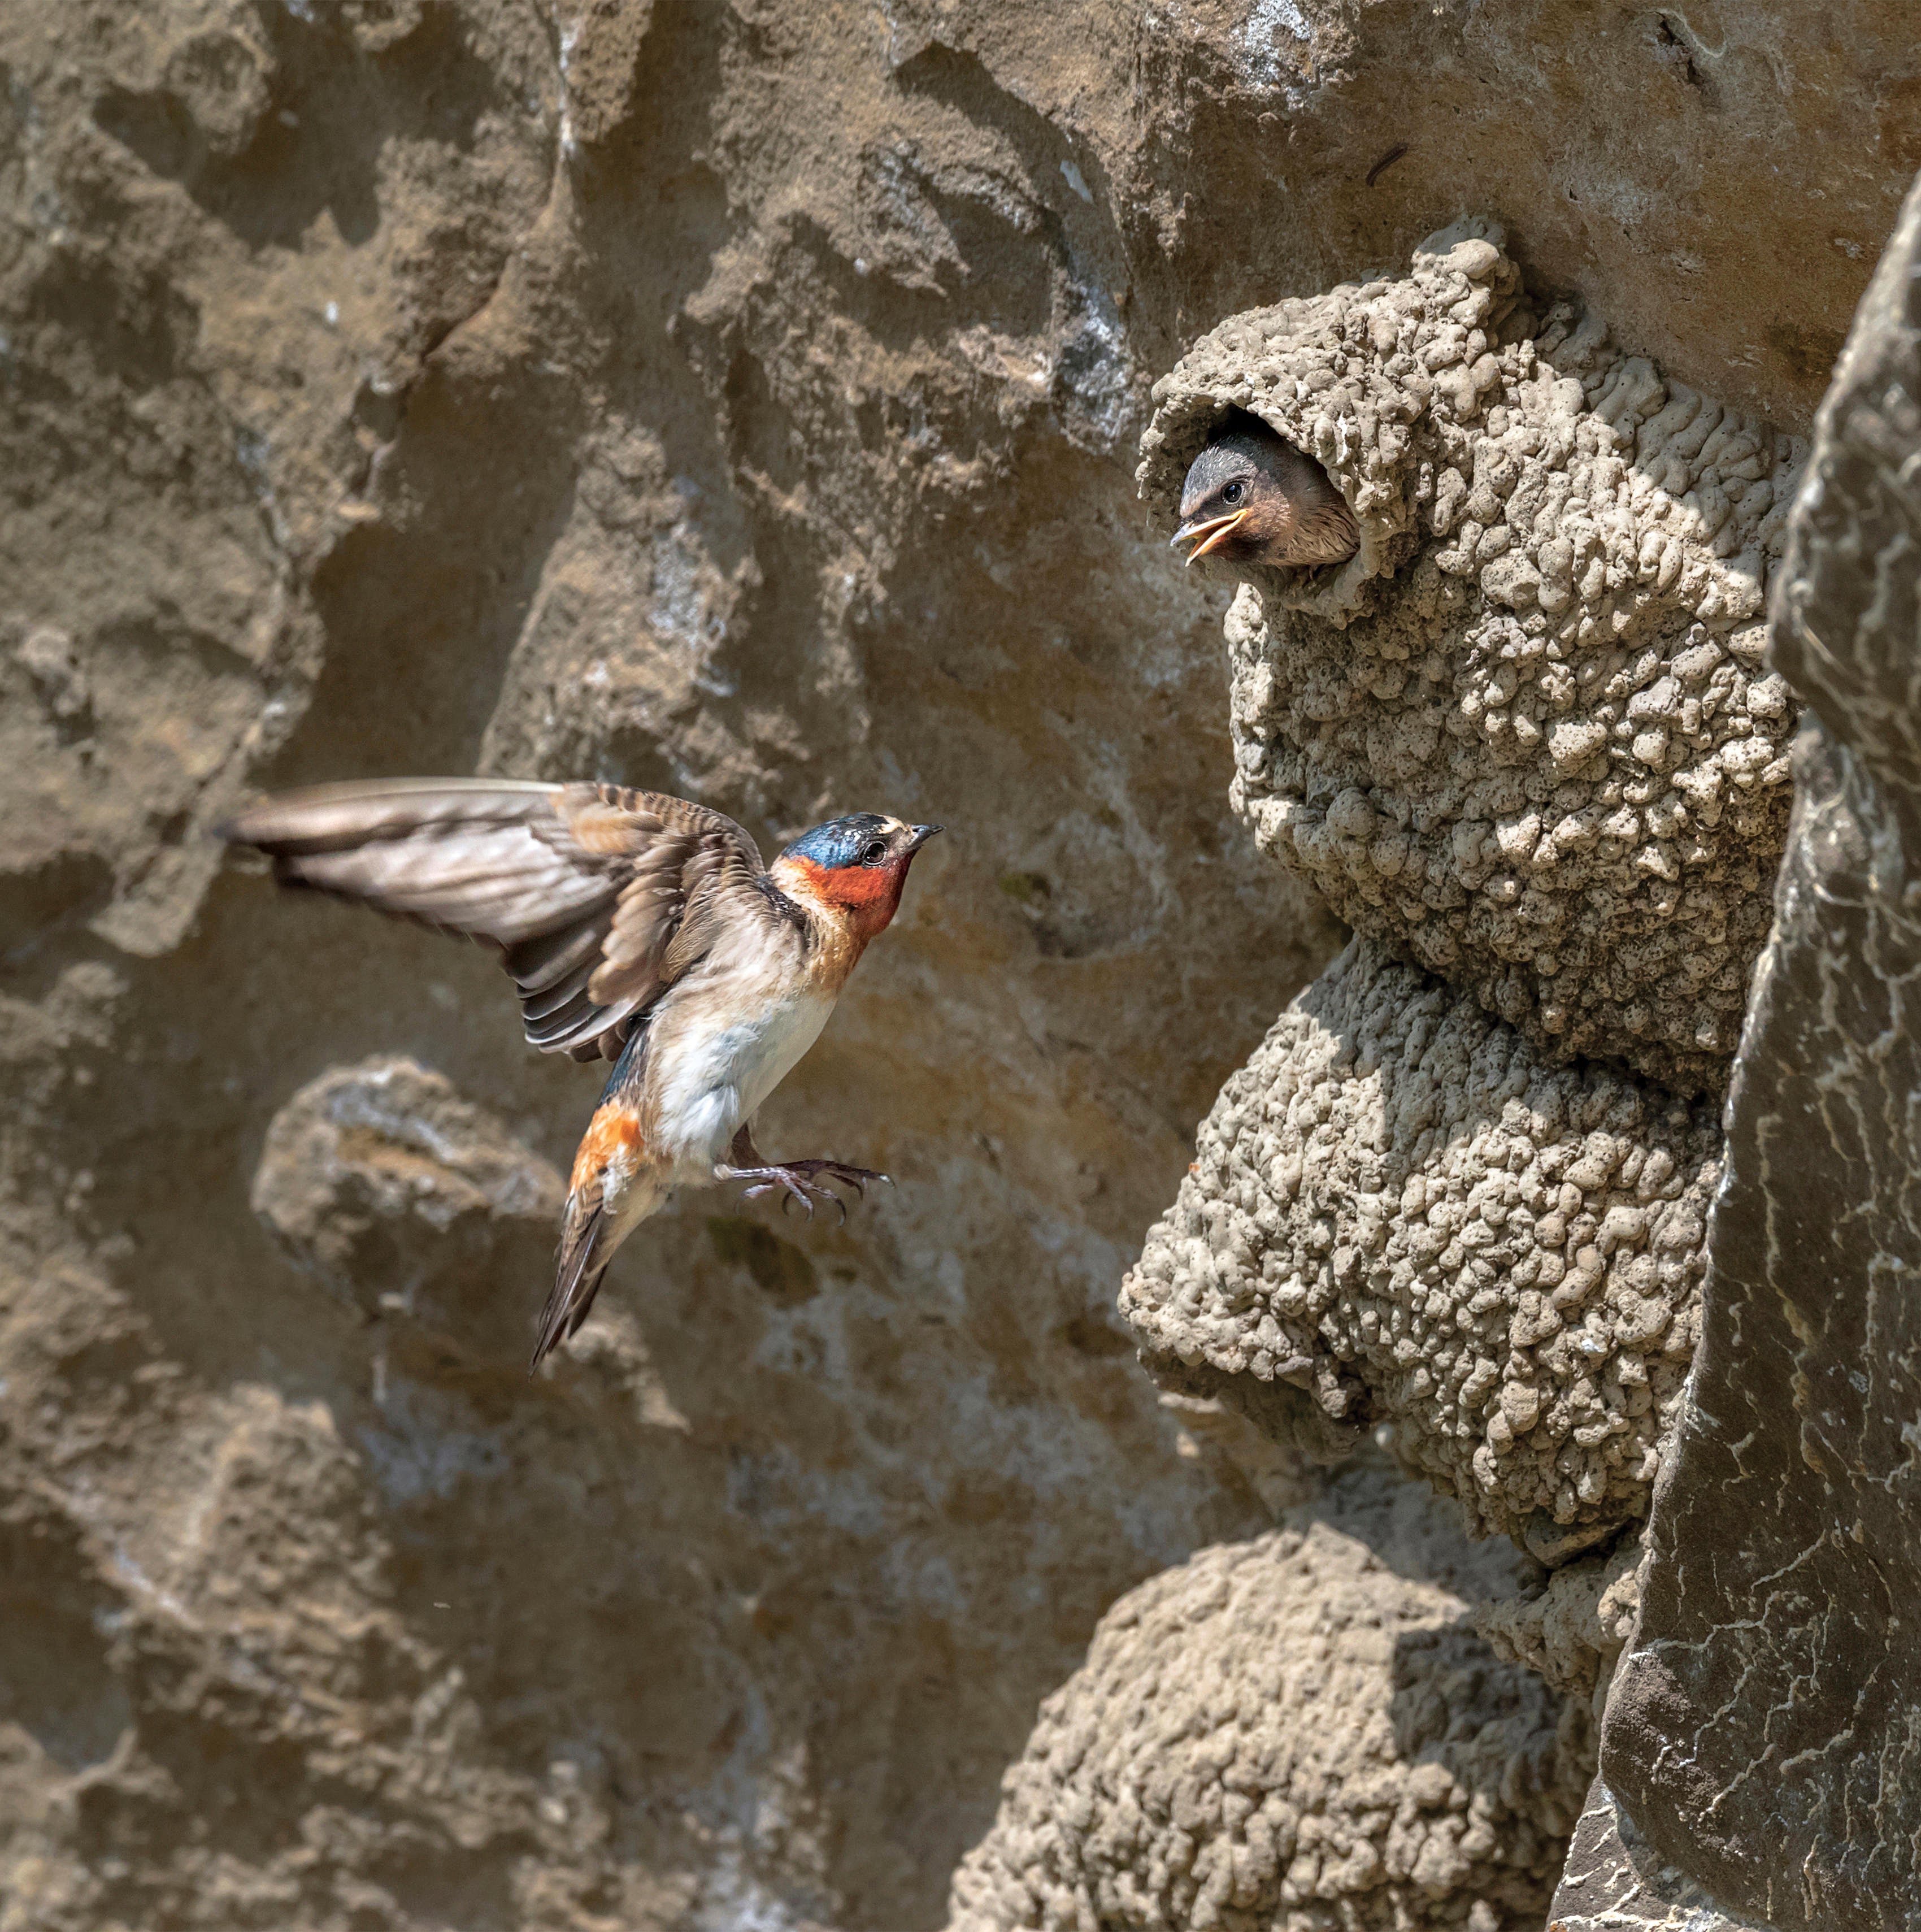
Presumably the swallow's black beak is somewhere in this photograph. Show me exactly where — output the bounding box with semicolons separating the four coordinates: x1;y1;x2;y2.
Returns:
904;824;944;853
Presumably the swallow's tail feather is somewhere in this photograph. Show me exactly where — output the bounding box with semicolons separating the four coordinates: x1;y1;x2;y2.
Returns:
532;1202;612;1374
532;1054;657;1373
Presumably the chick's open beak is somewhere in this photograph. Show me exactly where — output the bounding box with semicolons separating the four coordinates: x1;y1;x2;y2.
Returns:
904;824;944;852
1170;508;1250;564
1184;509;1251;563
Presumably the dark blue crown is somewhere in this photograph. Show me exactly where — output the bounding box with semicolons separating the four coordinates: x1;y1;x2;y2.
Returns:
781;813;893;870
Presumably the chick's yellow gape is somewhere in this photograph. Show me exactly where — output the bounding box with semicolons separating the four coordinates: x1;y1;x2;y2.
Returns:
220;780;940;1371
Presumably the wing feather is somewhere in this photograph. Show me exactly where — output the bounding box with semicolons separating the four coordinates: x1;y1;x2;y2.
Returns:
221;776;782;1061
518;960;601;1023
506;919;606;997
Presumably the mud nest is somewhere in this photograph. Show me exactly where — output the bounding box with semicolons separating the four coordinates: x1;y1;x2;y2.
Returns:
946;1467;1592;1932
1138;219;1800;1095
1123;939;1719;1552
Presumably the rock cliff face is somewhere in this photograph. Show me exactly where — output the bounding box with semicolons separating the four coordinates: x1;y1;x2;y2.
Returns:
1594;163;1921;1932
3;0;1918;1926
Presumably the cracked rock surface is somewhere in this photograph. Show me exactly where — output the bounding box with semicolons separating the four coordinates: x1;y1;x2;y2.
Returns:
1545;1781;1781;1932
1140;223;1800;1094
1599;169;1921;1932
945;1457;1592;1932
1124;938;1719;1551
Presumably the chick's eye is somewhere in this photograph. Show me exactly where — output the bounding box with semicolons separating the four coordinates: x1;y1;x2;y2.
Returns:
1222;480;1245;504
860;839;889;865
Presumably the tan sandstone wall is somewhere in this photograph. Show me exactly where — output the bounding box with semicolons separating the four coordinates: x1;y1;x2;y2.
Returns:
3;2;1916;1927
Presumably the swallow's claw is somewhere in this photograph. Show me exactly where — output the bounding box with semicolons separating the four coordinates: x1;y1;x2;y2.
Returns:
719;1157;888;1222
784;1158;889;1205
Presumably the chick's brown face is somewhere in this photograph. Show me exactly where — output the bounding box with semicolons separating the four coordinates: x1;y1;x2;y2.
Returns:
1172;437;1295;564
1169;417;1360;571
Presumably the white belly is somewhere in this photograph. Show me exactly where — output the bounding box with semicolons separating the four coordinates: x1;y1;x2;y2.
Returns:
647;979;836;1175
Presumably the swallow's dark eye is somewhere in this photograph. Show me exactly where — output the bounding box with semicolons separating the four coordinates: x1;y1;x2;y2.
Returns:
1222;480;1246;504
861;839;889;865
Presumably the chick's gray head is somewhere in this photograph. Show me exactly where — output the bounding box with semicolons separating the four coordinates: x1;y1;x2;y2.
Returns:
1171;414;1359;571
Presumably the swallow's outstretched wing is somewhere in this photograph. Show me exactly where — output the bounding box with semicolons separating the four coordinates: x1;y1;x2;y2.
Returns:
220;778;778;1061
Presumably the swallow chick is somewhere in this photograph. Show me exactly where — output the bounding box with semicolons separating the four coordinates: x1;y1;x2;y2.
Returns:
1169;413;1359;570
220;780;942;1371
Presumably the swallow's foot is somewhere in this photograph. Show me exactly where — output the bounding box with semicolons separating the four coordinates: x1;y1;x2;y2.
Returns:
716;1159;892;1223
785;1158;892;1205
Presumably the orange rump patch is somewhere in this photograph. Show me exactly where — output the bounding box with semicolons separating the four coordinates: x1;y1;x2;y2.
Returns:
571;1104;645;1190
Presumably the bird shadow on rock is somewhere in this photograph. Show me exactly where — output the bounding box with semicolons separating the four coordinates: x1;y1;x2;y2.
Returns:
0;1505;134;1778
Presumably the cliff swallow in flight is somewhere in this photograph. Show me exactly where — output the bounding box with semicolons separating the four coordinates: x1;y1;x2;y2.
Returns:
221;780;941;1371
1170;413;1359;570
